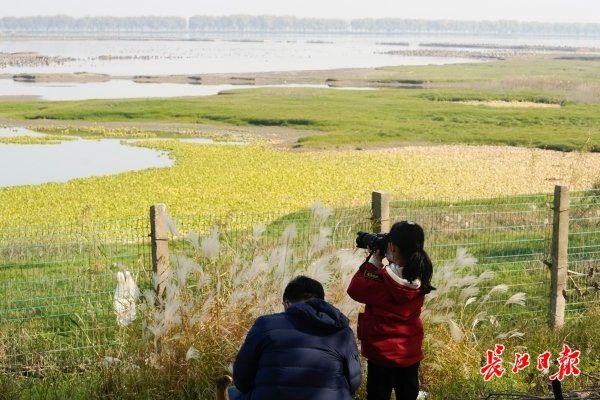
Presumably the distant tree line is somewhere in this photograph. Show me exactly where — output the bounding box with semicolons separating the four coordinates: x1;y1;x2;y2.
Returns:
1;15;599;36
348;18;600;36
189;16;600;36
188;15;348;32
0;16;186;32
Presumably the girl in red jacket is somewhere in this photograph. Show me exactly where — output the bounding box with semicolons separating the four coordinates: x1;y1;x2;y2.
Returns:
347;221;435;400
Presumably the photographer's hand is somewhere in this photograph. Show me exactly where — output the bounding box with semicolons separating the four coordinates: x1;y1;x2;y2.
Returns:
369;249;384;268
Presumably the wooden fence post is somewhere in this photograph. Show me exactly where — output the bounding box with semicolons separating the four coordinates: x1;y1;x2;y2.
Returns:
372;191;390;233
150;204;170;298
549;185;569;329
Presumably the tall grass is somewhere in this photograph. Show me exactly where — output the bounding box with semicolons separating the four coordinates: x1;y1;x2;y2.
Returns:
66;203;364;398
2;199;599;399
99;204;560;399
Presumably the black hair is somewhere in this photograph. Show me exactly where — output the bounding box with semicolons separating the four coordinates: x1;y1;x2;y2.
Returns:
283;275;325;303
388;221;436;294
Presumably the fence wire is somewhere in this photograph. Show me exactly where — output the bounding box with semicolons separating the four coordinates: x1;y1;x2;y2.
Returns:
0;190;598;371
390;193;554;324
168;205;373;263
566;189;600;318
0;217;152;372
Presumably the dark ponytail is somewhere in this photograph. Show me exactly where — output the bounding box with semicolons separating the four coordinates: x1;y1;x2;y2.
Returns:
404;249;435;294
389;221;436;295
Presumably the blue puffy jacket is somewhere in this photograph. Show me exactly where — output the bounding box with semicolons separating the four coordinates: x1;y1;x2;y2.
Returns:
232;298;362;400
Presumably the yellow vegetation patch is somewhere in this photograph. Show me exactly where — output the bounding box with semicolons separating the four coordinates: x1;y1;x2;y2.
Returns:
0;135;75;145
0;141;598;227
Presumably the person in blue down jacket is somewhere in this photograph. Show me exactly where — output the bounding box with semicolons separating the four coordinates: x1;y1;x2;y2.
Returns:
229;275;362;400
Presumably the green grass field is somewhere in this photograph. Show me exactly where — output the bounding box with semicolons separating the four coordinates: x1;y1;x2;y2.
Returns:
1;57;599;151
0;87;598;150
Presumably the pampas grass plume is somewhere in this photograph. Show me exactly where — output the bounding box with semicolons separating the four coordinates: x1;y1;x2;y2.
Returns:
310;201;333;223
252;224;266;240
184;231;200;253
505;292;527;306
185;346;200;361
201;226;221;260
281;224;298;244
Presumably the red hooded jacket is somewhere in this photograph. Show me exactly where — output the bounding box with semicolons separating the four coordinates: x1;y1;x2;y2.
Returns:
347;261;425;367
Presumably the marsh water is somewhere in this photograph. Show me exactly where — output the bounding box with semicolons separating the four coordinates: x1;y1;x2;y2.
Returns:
0;34;486;76
2;33;597;100
0;127;253;187
0;127;171;187
2;33;599;76
0;80;375;101
0;79;260;100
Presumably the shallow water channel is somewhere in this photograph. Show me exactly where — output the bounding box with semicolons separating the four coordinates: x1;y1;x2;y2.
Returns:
0;79;376;101
0;79;264;101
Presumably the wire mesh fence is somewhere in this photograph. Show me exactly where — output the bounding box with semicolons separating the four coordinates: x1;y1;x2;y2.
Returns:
168;205;373;263
389;194;554;324
0;189;598;371
566;189;600;317
0;217;152;372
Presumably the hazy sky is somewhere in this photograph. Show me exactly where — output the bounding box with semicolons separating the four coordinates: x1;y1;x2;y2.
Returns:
2;0;599;23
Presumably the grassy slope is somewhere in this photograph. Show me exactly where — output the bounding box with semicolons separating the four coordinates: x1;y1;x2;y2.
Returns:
0;57;599;151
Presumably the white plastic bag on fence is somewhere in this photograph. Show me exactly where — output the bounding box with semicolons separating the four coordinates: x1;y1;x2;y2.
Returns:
114;269;140;327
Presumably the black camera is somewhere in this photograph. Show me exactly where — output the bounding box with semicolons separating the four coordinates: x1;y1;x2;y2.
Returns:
356;231;389;254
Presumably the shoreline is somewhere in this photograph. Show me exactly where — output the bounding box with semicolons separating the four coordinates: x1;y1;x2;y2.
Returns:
0;50;596;86
0;67;432;86
0;55;478;85
0;118;316;148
